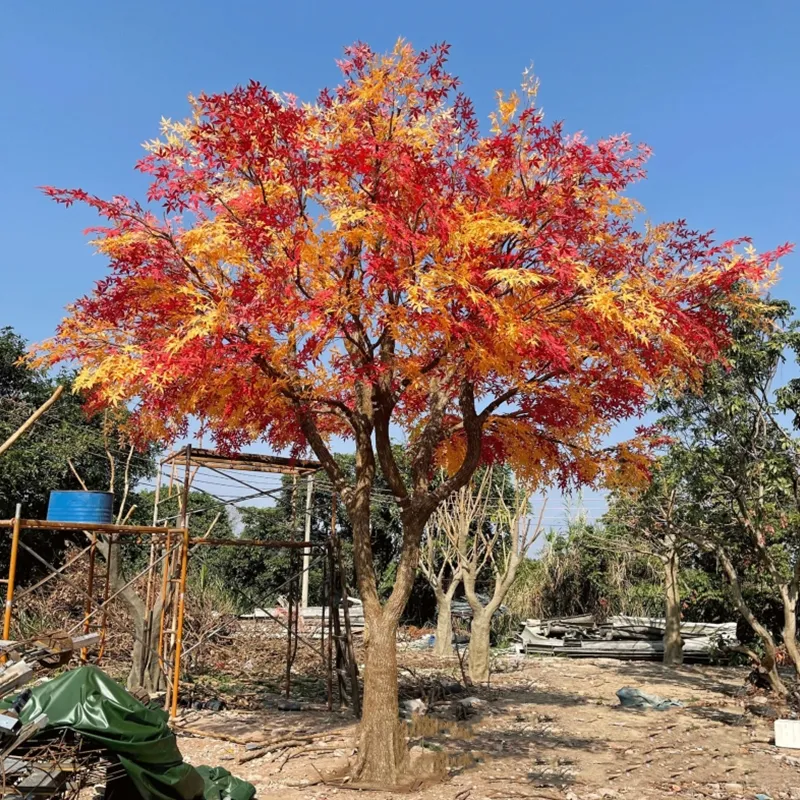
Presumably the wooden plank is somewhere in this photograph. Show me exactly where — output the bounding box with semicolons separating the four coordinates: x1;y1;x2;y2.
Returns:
0;661;34;697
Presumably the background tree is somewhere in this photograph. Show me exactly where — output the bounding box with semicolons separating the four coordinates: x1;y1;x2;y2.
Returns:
439;471;542;682
0;327;155;579
420;509;462;657
604;468;695;666
34;42;785;783
652;299;800;693
0;327;154;520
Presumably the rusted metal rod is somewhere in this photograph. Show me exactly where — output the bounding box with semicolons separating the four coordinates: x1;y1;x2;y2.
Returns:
0;519;173;535
14;543;94;601
82;533;97;662
189;538;322;548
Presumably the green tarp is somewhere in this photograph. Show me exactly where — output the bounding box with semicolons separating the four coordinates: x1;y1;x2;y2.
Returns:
2;666;255;800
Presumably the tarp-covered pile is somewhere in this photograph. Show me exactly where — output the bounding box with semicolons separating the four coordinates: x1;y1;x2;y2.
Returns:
516;614;738;661
2;666;255;800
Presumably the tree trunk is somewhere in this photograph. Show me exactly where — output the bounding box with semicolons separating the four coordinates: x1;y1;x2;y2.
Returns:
128;612;163;693
468;611;492;685
93;534;163;694
347;489;424;787
713;543;788;695
353;612;408;785
432;585;456;657
779;587;800;678
662;542;683;667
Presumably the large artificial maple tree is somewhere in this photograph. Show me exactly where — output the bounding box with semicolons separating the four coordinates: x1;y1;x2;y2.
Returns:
36;41;788;784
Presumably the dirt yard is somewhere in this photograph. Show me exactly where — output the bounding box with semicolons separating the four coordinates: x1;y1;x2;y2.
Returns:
175;652;800;800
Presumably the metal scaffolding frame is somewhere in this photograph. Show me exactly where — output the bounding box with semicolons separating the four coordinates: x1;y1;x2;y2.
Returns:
0;446;361;719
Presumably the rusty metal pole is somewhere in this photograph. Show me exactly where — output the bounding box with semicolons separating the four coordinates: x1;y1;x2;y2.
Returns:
161;447;191;671
97;532;113;664
169;527;190;719
284;475;298;698
157;529;172;664
2;505;22;643
81;532;97;662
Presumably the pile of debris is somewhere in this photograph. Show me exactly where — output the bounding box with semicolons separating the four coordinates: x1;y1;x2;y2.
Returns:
516;614;738;662
0;631;256;799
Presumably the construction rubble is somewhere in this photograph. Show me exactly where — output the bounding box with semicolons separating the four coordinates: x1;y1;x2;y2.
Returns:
516;614;739;661
0;631;255;800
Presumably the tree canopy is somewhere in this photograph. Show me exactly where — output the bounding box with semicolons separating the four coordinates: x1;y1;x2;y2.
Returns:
31;40;790;782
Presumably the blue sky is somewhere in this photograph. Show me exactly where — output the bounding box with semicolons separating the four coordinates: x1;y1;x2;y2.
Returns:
2;1;798;525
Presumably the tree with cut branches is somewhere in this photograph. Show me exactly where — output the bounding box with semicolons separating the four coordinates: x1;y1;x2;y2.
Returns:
33;41;787;784
438;471;543;683
420;516;461;657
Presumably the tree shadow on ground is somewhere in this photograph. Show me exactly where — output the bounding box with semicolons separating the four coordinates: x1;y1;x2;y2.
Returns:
177;703;360;742
590;659;747;698
687;705;751;727
402;672;605;791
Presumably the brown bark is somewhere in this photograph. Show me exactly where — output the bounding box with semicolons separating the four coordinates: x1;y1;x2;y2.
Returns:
94;534;164;692
467;611;492;684
662;537;683;667
433;587;456;657
715;544;787;695
348;499;424;785
779;586;800;679
276;366;485;785
130;611;163;693
352;613;408;785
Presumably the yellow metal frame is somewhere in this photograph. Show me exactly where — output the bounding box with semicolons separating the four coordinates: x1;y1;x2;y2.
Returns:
0;517;326;718
2;507;22;644
0;517;187;716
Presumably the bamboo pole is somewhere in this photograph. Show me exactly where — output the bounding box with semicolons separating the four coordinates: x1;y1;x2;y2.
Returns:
0;385;63;458
165;449;191;710
169;527;190;719
2;506;22;644
145;460;163;610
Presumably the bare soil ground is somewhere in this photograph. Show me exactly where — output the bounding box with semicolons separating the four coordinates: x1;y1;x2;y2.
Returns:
175;651;800;800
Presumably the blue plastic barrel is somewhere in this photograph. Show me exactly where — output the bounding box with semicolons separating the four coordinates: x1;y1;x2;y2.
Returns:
47;491;114;524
